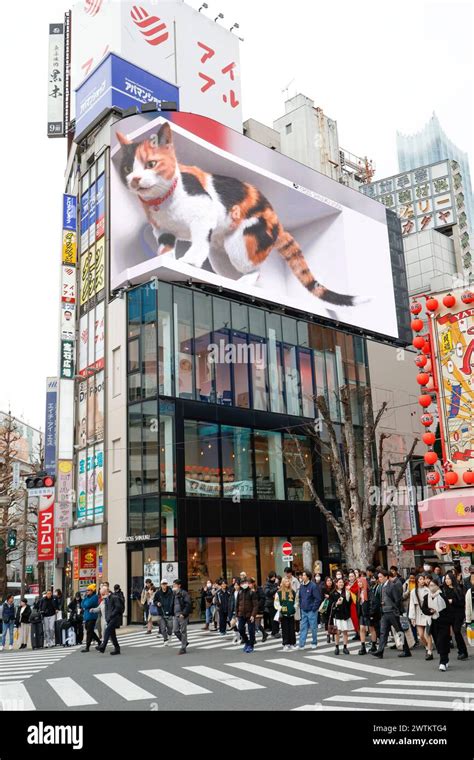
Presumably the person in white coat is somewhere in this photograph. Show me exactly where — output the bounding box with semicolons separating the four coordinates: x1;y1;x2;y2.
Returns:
408;574;433;661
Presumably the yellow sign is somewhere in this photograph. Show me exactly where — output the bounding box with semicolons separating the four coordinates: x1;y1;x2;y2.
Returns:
80;239;105;308
440;330;453;354
62;230;77;265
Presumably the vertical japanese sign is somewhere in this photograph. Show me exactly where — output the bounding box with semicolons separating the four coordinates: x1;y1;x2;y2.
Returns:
38;493;55;562
44;377;58;476
60;340;75;379
56;460;73;528
73;547;80;580
47;23;66;137
62;195;77;265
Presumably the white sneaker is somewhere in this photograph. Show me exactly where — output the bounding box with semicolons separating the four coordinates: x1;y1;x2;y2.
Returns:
439;663;447;672
8;645;13;651
0;646;3;651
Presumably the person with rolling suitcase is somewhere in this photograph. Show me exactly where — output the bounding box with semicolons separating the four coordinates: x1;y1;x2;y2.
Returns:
67;593;84;646
39;591;57;648
30;600;44;650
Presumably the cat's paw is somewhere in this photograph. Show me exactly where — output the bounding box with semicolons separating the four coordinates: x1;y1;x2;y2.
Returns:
180;246;209;268
238;271;261;287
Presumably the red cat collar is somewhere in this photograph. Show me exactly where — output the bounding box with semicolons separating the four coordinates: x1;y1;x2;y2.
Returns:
139;177;178;208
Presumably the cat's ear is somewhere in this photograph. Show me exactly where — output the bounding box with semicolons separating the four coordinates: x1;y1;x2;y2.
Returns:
156;122;173;147
116;131;131;146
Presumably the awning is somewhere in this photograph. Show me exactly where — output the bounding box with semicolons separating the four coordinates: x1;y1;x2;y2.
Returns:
418;488;474;529
402;530;436;551
430;526;474;544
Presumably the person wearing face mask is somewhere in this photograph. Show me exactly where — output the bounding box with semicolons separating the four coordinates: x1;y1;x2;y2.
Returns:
172;580;192;655
371;569;411;659
263;572;280;637
408;574;433;661
443;572;468;661
422;580;450;671
236;577;258;653
201;580;215;631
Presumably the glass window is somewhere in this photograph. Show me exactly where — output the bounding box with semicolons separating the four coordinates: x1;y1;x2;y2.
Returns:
142;283;156;323
233;333;250;408
194;292;215;403
144;547;161;586
142;323;157;398
283;434;313;501
267;319;284;414
314;350;326;400
161;496;177;536
225;537;257;582
128;288;141;338
159;400;175;493
250;337;268;411
213;298;231;332
297;320;309;348
187;538;224;620
161;537;177;563
260;537;288;581
130;549;144;624
326;351;340;421
231;302;248;333
184;421;221;497
129;405;142;496
221;425;254;499
174;288;194;399
129;339;139;373
291;537;320;575
308;324;324;351
158;283;173;397
213;331;232;406
128;373;142;404
129;498;143;534
144;497;159;536
283;344;300;416
299;350;314;418
254;430;284;500
142;401;158;494
249;307;266;337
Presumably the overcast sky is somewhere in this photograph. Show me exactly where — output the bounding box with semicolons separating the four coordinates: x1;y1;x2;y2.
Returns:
0;0;472;430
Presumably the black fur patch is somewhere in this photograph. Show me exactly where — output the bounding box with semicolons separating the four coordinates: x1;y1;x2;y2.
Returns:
158;233;176;248
181;172;210;197
213;175;247;211
207;229;213;242
244;217;280;253
118;143;138;186
247;193;270;217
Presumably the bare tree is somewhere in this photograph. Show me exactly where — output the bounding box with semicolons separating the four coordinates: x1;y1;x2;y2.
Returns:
0;413;23;598
287;386;418;569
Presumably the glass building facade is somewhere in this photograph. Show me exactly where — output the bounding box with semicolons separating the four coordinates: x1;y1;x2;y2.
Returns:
126;281;370;620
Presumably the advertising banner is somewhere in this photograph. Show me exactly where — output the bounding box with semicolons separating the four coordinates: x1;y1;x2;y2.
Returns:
61;303;75;341
60;340;75;380
71;1;242;131
47;23;65;137
61;265;76;304
56;460;73;529
96;174;105;240
62;229;77;266
44;377;58;476
75;53;180;138
38;492;55;562
57;379;74;461
73;547;80;580
94;302;105;371
110;112;399;339
80;547;97;580
94;442;104;523
77;449;87;522
81;186;90;252
63;194;77;232
80;238;105;313
430;289;474;484
55;528;67;556
78;380;87;447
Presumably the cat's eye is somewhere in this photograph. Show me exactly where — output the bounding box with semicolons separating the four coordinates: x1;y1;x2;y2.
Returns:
146;160;157;169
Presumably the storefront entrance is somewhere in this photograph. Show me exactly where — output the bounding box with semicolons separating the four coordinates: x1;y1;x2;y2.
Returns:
128;545;160;624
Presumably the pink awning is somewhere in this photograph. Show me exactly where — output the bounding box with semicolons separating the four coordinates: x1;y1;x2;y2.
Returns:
418;488;474;528
430;526;474;544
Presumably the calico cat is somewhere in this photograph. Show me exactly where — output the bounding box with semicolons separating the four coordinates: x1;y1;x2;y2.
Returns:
117;122;362;306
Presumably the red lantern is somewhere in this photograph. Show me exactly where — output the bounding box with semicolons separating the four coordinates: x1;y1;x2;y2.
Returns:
463;470;474;485
411;319;424;332
426;298;439;312
445;471;459;486
424;451;438;466
421;413;434;427
415;354;428;368
443;294;456;308
421;342;431;355
422;432;436;446
417;373;430;386
461;291;474;305
426;471;440;486
410;302;422;315
413;336;425;350
418;394;432;408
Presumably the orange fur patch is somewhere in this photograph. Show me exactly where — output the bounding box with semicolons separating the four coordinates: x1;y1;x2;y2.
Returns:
179;164;210;191
136;140;176;181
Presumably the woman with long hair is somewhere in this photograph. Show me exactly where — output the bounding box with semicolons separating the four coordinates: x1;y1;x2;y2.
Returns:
346;569;360;641
443;571;468;661
274;577;298;651
329;577;353;655
422;579;450;671
408;574;433;660
356;574;374;655
321;577;336;644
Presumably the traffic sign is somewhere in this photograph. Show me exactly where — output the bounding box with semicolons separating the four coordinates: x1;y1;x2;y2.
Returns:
26;565;33;573
282;555;294;563
26;488;54;497
282;542;293;556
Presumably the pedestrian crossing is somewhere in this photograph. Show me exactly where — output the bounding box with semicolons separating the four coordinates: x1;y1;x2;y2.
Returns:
0;650;420;710
0;648;76;683
321;677;474;711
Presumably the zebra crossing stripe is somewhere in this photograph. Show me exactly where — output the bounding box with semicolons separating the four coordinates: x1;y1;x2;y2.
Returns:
354;686;474;700
226;662;316;686
140;669;211;695
324;695;457;710
307;654;413;677
293;704;383;711
184;665;265;691
94;673;156;701
0;682;36;711
378;679;474;689
267;658;364;682
47;677;98;707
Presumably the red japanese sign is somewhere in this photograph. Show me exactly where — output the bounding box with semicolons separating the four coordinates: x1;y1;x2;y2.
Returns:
73;547;80;580
38;495;55;562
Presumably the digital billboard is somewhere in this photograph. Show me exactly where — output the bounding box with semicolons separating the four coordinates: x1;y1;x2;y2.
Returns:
110;112;401;340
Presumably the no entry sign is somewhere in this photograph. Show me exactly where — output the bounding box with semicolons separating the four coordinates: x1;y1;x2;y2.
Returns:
282;542;293;557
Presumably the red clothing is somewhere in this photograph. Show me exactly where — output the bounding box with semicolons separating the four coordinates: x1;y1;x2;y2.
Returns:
347;580;360;631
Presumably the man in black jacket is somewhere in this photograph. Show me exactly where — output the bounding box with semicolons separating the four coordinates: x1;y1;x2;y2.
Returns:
172;580;192;655
40;591;57;648
97;588;124;655
154;580;174;645
371;569;411;659
263;573;279;636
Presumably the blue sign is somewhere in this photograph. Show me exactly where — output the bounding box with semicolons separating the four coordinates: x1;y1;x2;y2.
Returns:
75;53;180;138
44;378;58;476
63;195;77;232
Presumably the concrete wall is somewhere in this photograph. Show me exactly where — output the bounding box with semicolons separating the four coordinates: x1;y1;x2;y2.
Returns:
404;229;457;295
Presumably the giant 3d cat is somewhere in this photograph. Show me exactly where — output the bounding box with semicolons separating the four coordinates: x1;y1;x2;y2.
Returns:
117;123;361;306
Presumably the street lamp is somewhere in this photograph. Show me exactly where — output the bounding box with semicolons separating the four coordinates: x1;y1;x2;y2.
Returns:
198;3;208;11
214;12;224;22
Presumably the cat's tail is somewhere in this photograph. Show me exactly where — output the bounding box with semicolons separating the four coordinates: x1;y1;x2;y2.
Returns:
275;230;363;307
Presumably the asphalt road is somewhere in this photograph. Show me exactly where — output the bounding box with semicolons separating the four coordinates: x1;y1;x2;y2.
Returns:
1;626;473;712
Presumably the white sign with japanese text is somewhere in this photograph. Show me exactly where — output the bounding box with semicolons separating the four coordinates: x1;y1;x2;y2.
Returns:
48;23;66;137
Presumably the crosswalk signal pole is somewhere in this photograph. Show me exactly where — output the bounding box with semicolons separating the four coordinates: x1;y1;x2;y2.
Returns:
20;489;28;598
